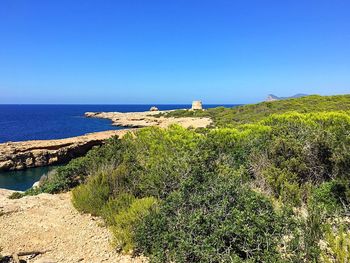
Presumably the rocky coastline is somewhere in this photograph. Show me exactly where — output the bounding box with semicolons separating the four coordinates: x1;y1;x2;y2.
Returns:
85;109;211;128
0;109;211;172
0;129;132;172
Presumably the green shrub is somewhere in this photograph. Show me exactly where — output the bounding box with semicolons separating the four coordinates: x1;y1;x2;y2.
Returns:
34;136;125;194
247;111;350;205
71;172;111;216
284;203;325;262
100;193;135;226
122;125;203;198
311;180;349;213
112;197;158;253
262;166;301;206
321;225;350;263
135;173;284;262
8;191;25;199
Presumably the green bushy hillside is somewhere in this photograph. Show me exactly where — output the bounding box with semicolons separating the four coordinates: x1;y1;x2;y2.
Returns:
162;94;350;126
21;95;350;262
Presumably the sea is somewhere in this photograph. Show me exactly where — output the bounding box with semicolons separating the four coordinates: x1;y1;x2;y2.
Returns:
0;104;236;190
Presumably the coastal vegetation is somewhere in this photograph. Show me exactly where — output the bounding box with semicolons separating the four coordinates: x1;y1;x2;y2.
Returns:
159;94;350;127
17;95;350;262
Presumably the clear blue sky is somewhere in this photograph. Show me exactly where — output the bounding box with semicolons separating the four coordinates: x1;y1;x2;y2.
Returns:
0;0;349;104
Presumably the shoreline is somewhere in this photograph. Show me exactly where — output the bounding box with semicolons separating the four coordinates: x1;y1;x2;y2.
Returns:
85;109;211;128
0;129;133;172
0;110;211;172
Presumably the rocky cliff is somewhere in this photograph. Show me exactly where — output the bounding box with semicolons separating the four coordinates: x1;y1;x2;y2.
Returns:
0;130;131;171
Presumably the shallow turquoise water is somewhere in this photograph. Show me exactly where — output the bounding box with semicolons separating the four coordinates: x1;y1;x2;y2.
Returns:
0;166;58;191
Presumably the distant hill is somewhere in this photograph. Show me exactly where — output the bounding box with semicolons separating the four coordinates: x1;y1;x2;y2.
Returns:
266;93;308;102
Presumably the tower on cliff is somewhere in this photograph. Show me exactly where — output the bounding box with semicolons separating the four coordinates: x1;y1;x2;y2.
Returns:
191;100;203;110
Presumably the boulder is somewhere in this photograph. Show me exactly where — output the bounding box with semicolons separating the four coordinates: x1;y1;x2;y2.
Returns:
32;181;40;189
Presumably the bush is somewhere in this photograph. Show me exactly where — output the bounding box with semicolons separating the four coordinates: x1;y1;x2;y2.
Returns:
100;193;135;226
262;166;301;206
34;136;125;194
112;197;158;253
8;191;25;199
71;172;111;216
311;180;350;213
122;125;203;198
135;172;284;262
321;225;350;263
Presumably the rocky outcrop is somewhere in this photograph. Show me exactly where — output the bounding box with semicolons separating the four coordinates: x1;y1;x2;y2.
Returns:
85;110;212;129
266;94;280;102
0;129;131;172
266;94;308;102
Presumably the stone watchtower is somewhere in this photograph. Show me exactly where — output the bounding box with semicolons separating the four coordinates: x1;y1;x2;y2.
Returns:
191;100;203;110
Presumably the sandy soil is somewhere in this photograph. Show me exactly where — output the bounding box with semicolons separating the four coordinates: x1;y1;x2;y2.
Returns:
0;189;146;263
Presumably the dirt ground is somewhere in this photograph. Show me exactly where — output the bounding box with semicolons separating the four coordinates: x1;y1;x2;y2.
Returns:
0;189;147;263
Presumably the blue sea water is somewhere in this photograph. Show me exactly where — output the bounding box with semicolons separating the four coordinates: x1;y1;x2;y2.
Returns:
0;104;237;190
0;104;194;143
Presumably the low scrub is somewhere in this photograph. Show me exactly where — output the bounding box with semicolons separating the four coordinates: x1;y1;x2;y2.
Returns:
25;95;350;262
135;173;284;262
71;172;111;216
112;197;157;253
321;225;350;263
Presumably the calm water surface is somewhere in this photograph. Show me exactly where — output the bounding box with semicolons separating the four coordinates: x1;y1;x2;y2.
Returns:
0;104;197;143
0;166;58;191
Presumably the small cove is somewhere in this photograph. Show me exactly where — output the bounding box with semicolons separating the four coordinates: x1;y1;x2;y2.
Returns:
0;166;58;191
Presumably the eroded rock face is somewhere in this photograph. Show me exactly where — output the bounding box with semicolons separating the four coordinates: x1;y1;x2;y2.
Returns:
0;130;131;172
1;110;212;172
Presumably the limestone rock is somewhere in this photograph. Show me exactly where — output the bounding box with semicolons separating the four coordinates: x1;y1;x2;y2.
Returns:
0;130;132;172
32;181;40;189
85;110;212;129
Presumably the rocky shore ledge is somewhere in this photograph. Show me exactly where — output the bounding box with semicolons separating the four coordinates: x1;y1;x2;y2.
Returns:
85;110;212;128
0;110;211;172
0;129;132;172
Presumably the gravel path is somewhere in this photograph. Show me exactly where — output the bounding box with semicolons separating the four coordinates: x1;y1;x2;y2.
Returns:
0;189;146;263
